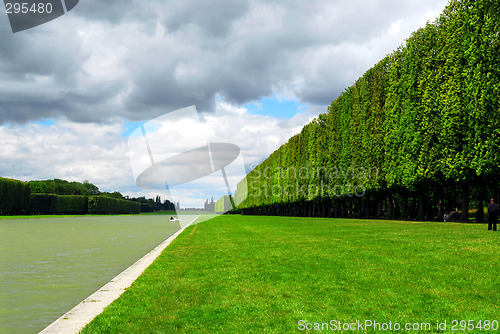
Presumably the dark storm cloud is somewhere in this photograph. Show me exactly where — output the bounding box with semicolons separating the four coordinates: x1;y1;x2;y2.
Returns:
0;100;62;123
162;0;250;37
0;80;124;123
124;67;217;118
0;32;84;82
72;0;138;24
0;0;449;124
124;33;293;115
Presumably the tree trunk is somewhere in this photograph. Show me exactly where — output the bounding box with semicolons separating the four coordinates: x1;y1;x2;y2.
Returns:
437;188;444;222
340;198;346;218
356;197;362;218
417;191;426;221
377;194;383;218
476;193;484;223
364;193;371;219
388;192;394;220
400;191;408;220
350;197;355;218
411;194;418;220
461;182;469;223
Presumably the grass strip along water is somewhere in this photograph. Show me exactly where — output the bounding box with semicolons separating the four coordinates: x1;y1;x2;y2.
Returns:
81;215;500;333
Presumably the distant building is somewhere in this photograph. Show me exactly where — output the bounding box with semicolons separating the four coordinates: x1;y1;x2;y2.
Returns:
204;197;215;212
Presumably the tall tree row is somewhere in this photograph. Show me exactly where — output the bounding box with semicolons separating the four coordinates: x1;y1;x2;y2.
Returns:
0;178;30;215
236;0;500;221
0;177;141;215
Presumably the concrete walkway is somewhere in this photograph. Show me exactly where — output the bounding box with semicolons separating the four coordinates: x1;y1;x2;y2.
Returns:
39;215;199;334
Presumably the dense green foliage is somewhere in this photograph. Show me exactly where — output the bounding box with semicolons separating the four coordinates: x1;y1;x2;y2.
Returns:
129;196;176;212
29;194;88;215
81;215;500;333
28;179;100;196
0;177;145;215
236;0;500;221
214;195;234;213
29;194;57;215
0;177;30;215
88;196;141;214
55;195;88;215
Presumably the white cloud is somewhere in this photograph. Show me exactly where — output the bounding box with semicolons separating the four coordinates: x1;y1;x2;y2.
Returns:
0;119;133;191
0;99;311;207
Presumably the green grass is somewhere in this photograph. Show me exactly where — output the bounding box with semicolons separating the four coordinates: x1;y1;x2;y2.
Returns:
80;216;500;333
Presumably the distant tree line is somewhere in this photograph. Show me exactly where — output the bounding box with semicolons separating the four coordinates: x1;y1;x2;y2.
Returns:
28;179;100;196
235;0;500;222
0;177;175;215
129;195;176;213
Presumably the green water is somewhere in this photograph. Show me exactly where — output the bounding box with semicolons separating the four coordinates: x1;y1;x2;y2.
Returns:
0;215;186;334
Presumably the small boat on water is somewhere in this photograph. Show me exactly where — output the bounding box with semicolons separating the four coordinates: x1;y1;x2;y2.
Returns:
169;216;180;222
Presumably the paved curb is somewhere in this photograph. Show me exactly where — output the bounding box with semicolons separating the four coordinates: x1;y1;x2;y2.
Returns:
39;215;200;334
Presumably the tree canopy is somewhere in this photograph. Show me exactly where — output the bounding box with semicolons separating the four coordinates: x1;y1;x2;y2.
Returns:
235;0;500;221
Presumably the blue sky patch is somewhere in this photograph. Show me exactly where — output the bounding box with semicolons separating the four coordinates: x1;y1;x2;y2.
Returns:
243;97;307;118
122;120;147;137
34;119;55;126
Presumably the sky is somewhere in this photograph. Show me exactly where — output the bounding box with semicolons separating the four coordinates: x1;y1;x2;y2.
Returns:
0;0;450;207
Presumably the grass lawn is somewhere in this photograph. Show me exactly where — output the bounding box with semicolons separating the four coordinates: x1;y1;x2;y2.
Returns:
80;216;500;333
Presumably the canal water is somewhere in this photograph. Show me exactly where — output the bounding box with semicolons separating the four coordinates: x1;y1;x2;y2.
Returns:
0;215;183;334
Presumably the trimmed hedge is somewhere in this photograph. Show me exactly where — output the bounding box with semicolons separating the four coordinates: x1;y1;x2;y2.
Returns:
235;0;500;221
30;194;88;215
30;194;137;215
55;195;88;214
88;196;141;214
1;176;141;215
29;194;57;215
215;195;234;213
0;177;31;215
